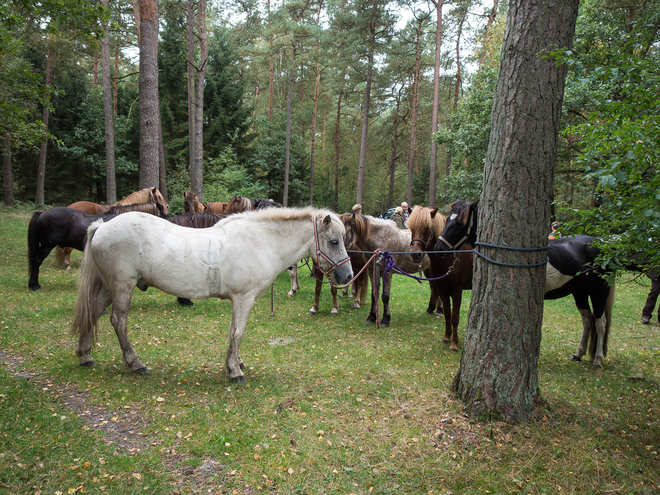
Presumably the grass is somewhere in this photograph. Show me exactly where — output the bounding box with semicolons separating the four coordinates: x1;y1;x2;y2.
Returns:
1;206;659;494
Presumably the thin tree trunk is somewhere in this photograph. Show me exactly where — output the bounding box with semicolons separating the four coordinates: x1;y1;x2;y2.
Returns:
451;0;580;423
187;0;200;199
428;0;443;209
36;47;54;207
101;0;116;204
478;0;499;69
308;42;322;206
388;86;403;208
3;132;13;206
193;0;207;201
356;44;374;205
138;0;160;189
332;73;346;212
93;51;99;88
268;0;274;122
158;115;167;200
114;44;119;116
283;33;297;207
406;14;425;205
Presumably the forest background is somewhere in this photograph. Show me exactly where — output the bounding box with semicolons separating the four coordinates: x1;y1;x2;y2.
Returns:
1;0;658;269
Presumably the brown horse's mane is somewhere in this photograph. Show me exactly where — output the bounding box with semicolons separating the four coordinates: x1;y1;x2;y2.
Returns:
105;203;163;216
408;206;446;237
169;212;226;228
339;213;370;243
183;191;204;214
115;187;162;206
449;199;473;226
225;195;254;215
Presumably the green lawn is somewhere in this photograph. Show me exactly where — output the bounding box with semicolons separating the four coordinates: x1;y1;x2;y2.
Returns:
1;207;658;494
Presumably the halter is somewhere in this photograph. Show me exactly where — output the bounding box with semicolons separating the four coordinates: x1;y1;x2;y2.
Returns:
437;208;476;251
312;216;352;279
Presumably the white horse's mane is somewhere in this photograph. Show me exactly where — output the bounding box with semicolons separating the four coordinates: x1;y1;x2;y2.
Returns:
220;206;337;225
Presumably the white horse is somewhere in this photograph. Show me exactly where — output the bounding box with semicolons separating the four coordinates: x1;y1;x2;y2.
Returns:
72;208;353;382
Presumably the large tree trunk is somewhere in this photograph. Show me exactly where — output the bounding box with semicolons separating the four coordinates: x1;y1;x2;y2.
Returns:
451;0;580;423
101;0;116;205
3;132;13;206
192;0;207;201
138;0;160;189
406;15;425;205
36;47;54;207
187;0;200;199
388;86;403;209
308;42;322;206
332;73;346;212
428;0;443;209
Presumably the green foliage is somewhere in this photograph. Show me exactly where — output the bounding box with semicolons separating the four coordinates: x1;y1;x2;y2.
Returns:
444;168;483;205
203;145;268;202
553;0;660;271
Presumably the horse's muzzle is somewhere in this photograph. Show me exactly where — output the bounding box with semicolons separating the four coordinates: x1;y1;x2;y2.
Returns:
333;262;354;286
410;251;424;263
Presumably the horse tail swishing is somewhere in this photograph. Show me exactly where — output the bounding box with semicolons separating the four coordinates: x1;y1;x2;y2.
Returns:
27;211;42;282
71;221;113;367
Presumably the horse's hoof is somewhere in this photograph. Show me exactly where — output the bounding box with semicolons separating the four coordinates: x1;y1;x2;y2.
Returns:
308;309;318;315
330;309;339;315
592;362;603;370
441;340;450;346
352;303;360;309
569;355;582;362
134;367;150;375
29;285;41;292
80;360;95;367
449;346;459;352
366;315;377;324
232;375;246;383
380;320;390;327
177;298;195;306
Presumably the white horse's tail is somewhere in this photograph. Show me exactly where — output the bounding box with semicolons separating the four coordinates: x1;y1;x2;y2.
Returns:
589;280;615;360
71;221;111;354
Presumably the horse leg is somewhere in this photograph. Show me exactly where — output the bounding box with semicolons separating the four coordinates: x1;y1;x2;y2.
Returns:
330;284;339;315
380;273;393;326
109;288;148;374
28;245;54;291
76;291;113;368
308;266;323;314
449;292;463;351
64;246;73;270
591;315;607;369
287;265;300;297
570;293;595;363
226;296;255;382
366;268;379;324
439;293;453;346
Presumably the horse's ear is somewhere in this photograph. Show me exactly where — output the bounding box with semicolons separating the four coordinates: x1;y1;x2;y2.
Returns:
322;214;332;228
430;207;438;218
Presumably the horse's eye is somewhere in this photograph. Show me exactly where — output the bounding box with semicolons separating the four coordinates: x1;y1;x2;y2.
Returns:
331;239;339;246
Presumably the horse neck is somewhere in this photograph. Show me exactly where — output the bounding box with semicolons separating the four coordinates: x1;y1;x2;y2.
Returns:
363;220;409;253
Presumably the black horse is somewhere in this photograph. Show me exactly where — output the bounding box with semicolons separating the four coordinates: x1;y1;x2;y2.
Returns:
436;199;615;369
27;202;168;291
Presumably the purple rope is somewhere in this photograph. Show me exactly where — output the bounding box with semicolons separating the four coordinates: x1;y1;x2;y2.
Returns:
378;251;454;297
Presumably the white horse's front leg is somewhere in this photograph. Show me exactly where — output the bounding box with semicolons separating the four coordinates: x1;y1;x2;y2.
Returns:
570;308;594;363
226;296;255;382
592;315;607;369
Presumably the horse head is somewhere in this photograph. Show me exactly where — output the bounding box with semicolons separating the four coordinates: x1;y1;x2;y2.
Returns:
339;212;370;251
435;199;478;253
184;191;203;214
408;206;445;262
314;213;353;286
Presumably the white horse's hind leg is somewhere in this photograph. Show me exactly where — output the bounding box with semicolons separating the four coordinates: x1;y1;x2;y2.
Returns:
110;289;147;374
226;296;255;382
592;315;607;369
570;307;594;362
287;266;299;297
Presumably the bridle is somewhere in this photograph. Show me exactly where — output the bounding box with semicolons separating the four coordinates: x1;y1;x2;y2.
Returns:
312;216;351;279
437;208;476;251
410;231;434;251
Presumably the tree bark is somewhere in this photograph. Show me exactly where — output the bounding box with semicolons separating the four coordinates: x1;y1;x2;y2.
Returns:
332;73;346;212
138;0;160;189
283;33;297;207
187;0;200;199
36;47;54;207
101;0;116;205
451;0;580;423
406;14;426;205
428;0;443;209
192;0;207;202
308;42;322;206
388;85;403;209
3;132;13;206
356;34;374;205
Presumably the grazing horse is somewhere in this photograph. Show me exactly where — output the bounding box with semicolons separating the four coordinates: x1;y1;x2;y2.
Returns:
56;188;167;270
71;208;353;382
408;205;472;351
436;199;615;369
341;213;438;326
204;201;229;214
28;188;169;291
224;195;254;215
183;191;205;214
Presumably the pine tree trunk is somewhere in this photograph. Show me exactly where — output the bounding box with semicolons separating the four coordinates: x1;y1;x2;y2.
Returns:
187;0;200;199
332;74;346;212
356;45;374;205
428;0;443;209
101;0;116;205
388;88;402;208
36;47;54;207
451;0;580;423
138;0;160;189
192;0;207;202
308;43;322;206
406;15;424;205
3;132;13;206
283;34;297;207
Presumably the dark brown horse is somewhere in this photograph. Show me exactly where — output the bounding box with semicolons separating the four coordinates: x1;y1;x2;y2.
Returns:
408;205;471;351
28;189;169;291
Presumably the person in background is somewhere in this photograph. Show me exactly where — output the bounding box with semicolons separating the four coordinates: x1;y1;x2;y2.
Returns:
548;221;560;240
401;201;410;225
642;267;660;324
390;206;406;229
